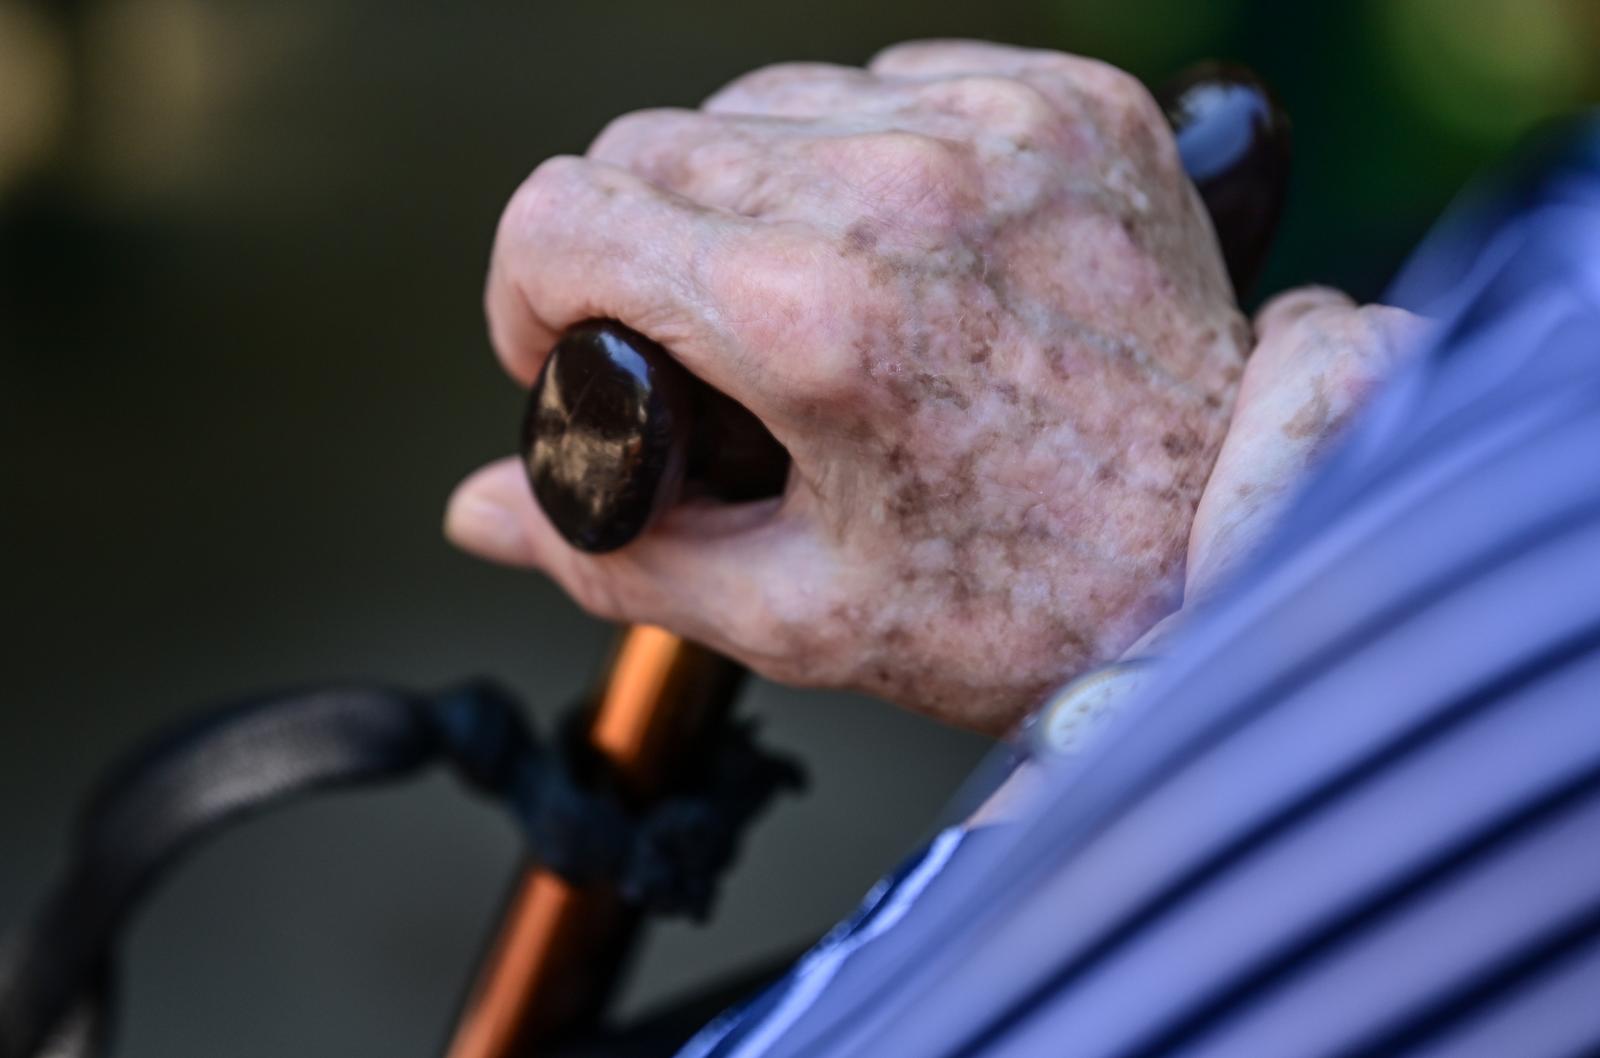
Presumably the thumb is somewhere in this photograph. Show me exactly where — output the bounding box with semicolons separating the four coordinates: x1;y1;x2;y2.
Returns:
444;456;811;666
1184;286;1430;601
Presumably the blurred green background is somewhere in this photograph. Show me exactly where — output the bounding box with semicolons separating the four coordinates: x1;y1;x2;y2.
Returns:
1;1;1595;1055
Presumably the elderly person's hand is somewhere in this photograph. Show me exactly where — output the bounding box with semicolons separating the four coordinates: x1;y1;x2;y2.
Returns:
445;40;1416;734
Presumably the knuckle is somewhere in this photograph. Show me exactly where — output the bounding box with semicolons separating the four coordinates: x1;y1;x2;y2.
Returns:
861;128;962;185
587;107;693;161
918;75;1059;137
1263;299;1407;404
1027;52;1142;105
500;154;586;238
1087;62;1168;136
865;39;931;72
822;130;975;225
867;38;1012;75
1025;54;1165;136
707;61;853;110
1082;59;1148;107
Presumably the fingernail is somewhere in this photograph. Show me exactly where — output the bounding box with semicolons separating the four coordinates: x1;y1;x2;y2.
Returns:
445;492;533;566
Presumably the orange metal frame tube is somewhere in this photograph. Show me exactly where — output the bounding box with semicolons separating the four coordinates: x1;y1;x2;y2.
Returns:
446;625;742;1058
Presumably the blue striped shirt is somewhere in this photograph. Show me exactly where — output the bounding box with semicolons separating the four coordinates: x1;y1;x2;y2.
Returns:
679;116;1600;1058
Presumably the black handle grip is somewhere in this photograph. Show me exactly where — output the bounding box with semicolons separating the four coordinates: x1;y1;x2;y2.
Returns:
523;64;1290;554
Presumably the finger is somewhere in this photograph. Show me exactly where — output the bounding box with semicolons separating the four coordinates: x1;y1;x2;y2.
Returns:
1187;291;1428;598
587;107;842;220
492;152;897;429
700;47;1096;152
704;61;880;119
869;38;1114;88
868;40;1146;136
586;106;985;241
487;154;799;418
869;39;1047;76
1363;303;1435;366
1251;285;1355;349
700;58;1072;154
445;456;815;659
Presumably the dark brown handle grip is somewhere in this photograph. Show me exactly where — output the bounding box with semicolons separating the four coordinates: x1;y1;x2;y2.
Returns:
523;64;1290;555
1159;62;1292;299
521;320;787;553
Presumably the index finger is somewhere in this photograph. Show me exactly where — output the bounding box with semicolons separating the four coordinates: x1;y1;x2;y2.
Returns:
485;155;851;428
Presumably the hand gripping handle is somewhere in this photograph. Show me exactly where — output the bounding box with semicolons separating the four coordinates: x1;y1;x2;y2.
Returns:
522;64;1289;554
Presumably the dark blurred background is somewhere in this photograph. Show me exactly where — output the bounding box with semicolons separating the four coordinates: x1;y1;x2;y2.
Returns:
1;0;1595;1054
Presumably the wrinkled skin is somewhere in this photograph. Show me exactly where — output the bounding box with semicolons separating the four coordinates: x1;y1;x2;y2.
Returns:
447;41;1425;735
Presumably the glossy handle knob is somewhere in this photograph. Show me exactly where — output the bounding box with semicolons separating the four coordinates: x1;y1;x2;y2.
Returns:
1158;63;1292;299
522;320;788;553
521;321;693;553
524;64;1291;554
